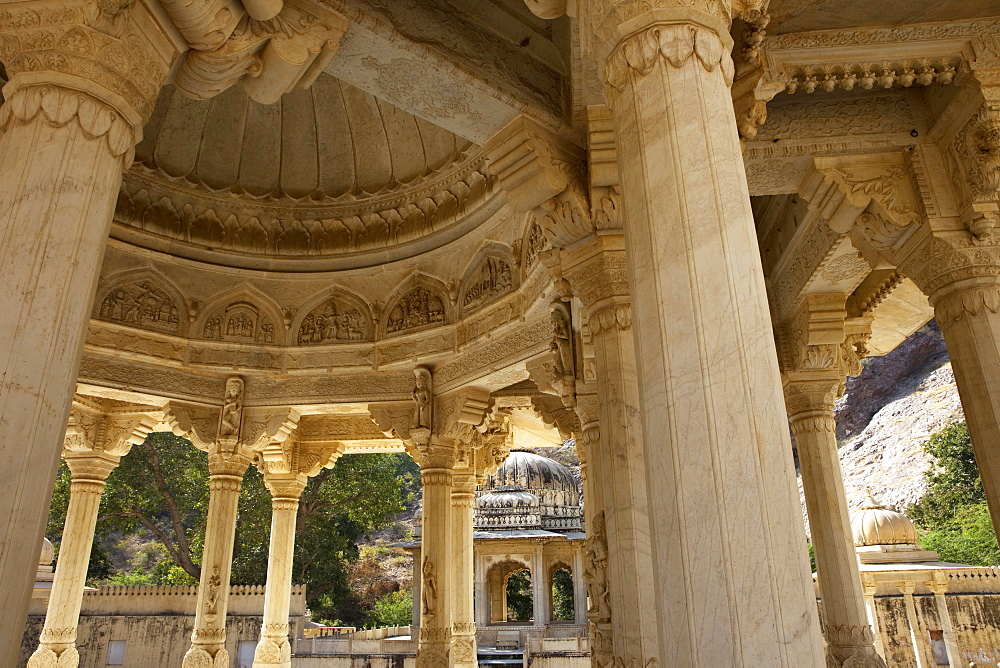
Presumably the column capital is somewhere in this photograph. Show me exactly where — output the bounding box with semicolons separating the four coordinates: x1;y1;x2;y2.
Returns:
0;0;182;160
560;234;632;316
778;295;872;387
207;451;252;478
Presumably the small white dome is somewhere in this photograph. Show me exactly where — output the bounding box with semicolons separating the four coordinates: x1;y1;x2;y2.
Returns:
476;489;540;510
851;495;919;547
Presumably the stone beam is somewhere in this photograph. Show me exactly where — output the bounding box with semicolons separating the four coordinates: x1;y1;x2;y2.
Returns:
322;0;570;144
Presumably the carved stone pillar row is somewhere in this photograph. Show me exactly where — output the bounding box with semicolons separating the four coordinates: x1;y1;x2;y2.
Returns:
253;474;307;668
581;5;825;664
416;448;455;668
451;465;478;668
560;236;659;666
785;382;885;668
29;408;156;668
183;451;252;667
0;8;180;654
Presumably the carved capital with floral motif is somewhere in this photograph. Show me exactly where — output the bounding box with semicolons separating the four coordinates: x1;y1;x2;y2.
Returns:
0;1;182;161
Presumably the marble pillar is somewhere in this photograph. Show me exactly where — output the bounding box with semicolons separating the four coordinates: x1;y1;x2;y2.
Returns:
587;6;825;663
861;574;887;659
929;576;961;667
474;557;488;628
413;547;423;628
562;236;660;664
0;9;176;653
27;454;117;668
253;474;308;668
451;467;478;667
899;582;931;668
786;380;886;667
183;453;252;667
532;546;549;627
416;457;454;667
572;548;587;626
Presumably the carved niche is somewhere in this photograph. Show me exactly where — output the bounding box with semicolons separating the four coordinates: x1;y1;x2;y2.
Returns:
97;280;181;334
297;294;369;344
461;255;514;314
203;301;276;344
385;286;447;335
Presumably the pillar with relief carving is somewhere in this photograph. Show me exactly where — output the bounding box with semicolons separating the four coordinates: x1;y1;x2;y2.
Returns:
451;464;478;668
561;236;661;665
578;2;826;663
0;7;179;656
253;473;308;668
416;444;455;667
183;452;252;667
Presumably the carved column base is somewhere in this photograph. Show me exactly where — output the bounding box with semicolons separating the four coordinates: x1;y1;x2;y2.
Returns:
27;644;79;668
182;645;230;668
416;627;452;668
452;622;477;667
252;630;292;668
825;625;888;668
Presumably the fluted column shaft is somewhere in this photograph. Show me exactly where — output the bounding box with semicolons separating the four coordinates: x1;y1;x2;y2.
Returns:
184;455;251;667
451;468;477;667
253;475;307;668
591;10;825;664
416;465;454;667
0;9;176;655
786;381;885;667
532;546;548;627
28;455;118;668
563;238;659;666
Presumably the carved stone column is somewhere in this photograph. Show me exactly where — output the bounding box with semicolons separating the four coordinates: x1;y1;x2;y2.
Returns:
29;410;154;668
560;236;660;665
253;438;343;668
183;451;252;667
451;463;478;668
572;3;828;663
416;446;455;667
531;545;549;627
0;7;179;654
253;474;307;668
572;547;587;626
782;298;885;668
861;573;886;660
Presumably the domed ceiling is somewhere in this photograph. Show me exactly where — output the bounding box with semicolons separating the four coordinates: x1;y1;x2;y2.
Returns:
113;74;498;270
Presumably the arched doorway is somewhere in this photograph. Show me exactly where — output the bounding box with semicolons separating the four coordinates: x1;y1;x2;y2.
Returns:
486;560;533;623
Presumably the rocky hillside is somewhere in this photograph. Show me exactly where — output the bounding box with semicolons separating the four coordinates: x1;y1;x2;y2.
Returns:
798;320;965;532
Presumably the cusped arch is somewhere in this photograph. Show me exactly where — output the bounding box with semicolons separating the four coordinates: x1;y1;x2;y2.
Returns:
196;285;286;346
93;268;188;336
292;286;375;345
380;272;451;338
458;241;518;318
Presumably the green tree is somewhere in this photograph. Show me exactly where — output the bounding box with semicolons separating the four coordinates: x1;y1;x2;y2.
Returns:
506;569;533;621
907;421;1000;566
551;568;575;621
369;589;413;627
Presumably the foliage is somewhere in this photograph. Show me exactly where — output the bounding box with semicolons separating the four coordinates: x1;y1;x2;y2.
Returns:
46;434;417;626
506;569;533;621
551;568;575;621
906;422;1000;566
368;589;413;628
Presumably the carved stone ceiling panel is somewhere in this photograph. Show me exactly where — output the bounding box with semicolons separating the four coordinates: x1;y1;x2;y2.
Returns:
769;0;1000;34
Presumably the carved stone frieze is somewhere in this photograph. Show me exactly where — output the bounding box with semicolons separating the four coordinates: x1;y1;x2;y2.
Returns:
461;254;515;315
96;277;183;335
296;294;370;344
114;162;496;267
384;286;447;336
202;301;277;345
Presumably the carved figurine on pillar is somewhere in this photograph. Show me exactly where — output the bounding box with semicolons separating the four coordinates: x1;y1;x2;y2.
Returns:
584;511;614;668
